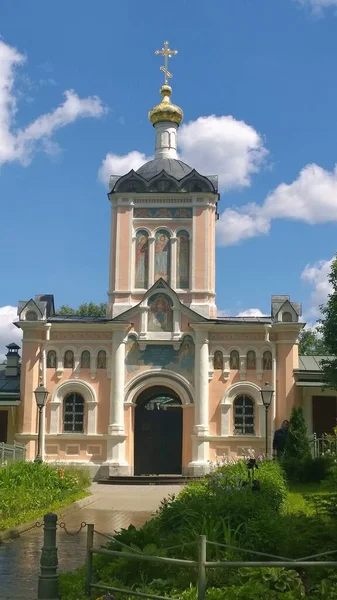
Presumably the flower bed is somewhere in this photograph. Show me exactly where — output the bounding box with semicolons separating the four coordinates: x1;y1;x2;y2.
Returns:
0;461;91;531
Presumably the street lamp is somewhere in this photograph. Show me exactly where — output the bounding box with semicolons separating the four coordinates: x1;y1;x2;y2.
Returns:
260;382;274;456
34;384;49;463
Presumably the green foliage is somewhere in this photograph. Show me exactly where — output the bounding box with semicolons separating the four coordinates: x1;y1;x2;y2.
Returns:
319;255;337;389
57;302;107;317
0;462;90;530
282;455;334;483
298;327;328;356
283;407;311;461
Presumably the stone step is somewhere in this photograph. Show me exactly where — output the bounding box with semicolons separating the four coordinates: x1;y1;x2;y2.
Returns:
98;475;203;485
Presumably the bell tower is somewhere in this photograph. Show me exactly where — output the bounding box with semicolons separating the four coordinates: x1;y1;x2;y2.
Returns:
107;42;219;319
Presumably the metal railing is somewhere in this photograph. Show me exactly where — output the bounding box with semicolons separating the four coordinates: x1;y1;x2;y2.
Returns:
0;441;26;465
311;433;337;458
85;526;337;600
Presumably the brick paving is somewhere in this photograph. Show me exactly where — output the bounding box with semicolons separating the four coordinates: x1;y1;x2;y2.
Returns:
0;483;183;600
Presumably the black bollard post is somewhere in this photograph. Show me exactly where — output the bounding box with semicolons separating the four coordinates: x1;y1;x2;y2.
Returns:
38;513;59;600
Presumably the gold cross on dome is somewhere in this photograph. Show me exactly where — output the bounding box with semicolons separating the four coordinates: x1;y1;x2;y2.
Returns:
155;41;178;84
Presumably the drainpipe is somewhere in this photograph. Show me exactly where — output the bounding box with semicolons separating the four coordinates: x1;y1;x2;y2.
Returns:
41;324;51;461
265;325;276;455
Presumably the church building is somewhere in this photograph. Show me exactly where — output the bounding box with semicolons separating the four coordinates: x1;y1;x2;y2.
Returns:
11;44;331;478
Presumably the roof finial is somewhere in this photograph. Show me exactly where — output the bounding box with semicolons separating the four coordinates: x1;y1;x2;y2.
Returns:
155;41;178;85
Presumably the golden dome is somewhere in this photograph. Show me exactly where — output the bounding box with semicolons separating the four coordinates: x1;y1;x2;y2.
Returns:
149;84;183;126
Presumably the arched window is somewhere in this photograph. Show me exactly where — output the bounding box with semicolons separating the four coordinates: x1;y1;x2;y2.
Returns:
213;351;224;370
97;350;107;369
63;393;84;433
26;310;37;321
154;229;171;283
282;312;292;322
263;351;272;370
246;351;256;370
148;293;173;332
80;351;90;369
63;350;74;369
230;350;240;370
176;230;190;289
135;230;149;289
234;395;255;435
47;350;57;369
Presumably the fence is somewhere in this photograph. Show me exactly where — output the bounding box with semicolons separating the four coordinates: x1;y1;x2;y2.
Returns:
311;433;337;458
84;524;337;600
0;441;26;465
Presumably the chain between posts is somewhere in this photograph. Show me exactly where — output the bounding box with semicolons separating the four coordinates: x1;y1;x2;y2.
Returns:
58;521;87;536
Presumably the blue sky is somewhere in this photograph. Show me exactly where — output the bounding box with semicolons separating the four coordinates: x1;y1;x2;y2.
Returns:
1;0;337;354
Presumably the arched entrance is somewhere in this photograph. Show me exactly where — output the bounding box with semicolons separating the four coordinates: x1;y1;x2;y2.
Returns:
134;385;183;475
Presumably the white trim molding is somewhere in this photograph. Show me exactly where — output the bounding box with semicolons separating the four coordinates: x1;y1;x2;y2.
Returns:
49;379;98;435
220;381;263;438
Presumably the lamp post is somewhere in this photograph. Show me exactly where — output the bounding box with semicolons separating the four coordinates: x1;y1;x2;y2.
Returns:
260;382;274;457
34;384;49;463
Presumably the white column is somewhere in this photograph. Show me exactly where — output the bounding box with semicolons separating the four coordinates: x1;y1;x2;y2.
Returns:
187;331;210;475
170;236;178;289
221;403;231;435
172;307;180;338
154;121;178;159
139;306;149;339
104;329;129;474
109;332;126;434
148;236;155;287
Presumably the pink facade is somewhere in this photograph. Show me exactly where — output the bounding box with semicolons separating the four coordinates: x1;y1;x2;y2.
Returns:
12;71;329;479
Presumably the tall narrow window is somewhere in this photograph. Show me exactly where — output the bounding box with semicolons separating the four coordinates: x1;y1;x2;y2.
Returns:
135;230;149;289
234;395;255;435
263;351;272;370
176;230;190;289
230;350;239;370
213;351;224;370
81;351;90;369
97;350;107;369
63;393;84;433
246;351;256;370
47;350;57;369
63;350;74;369
154;229;171;283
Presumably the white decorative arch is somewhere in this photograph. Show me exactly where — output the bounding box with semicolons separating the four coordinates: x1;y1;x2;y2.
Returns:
49;379;98;435
134;226;152;236
152;225;173;235
124;369;194;406
220;381;264;437
45;345;60;366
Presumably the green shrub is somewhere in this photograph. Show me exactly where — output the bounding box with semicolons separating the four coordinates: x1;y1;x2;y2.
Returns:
284;407;311;461
0;462;90;530
282;456;333;483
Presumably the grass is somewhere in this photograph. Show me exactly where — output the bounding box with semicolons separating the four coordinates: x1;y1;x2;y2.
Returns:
0;461;91;532
285;482;333;515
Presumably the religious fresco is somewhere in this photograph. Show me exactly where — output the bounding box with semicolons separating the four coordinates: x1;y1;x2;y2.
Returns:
154;230;171;282
148;293;173;332
135;230;149;289
125;335;195;383
134;207;192;219
176;230;190;289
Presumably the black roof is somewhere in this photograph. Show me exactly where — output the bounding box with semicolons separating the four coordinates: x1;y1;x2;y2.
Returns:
0;369;20;395
137;158;193;180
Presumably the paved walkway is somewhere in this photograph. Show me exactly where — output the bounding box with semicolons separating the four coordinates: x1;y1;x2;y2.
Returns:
0;483;183;600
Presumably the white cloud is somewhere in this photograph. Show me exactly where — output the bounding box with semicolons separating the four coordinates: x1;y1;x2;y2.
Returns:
217;163;337;246
98;115;267;190
179;115;268;190
296;0;337;13
301;257;333;317
0;39;106;169
98;150;151;185
0;306;21;362
237;308;267;317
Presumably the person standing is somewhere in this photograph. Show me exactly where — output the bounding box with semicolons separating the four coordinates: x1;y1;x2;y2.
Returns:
273;420;289;458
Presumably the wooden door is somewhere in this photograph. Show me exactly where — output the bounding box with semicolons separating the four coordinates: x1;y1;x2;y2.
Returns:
312;396;337;437
0;411;8;443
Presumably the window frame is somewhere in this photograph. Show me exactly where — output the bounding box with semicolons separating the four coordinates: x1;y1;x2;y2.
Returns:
63;393;85;434
233;394;255;436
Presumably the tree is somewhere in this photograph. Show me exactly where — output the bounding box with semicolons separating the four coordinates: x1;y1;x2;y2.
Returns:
298;328;328;355
320;255;337;389
57;302;107;318
284;406;311;460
